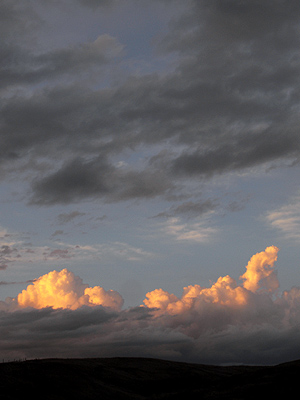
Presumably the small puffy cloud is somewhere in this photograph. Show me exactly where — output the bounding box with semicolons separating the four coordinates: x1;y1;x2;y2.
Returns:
84;286;124;310
17;268;123;311
143;288;180;314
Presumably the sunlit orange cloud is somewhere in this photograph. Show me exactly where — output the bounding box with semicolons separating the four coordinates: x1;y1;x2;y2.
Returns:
240;245;279;292
17;268;123;311
143;246;279;315
15;246;279;316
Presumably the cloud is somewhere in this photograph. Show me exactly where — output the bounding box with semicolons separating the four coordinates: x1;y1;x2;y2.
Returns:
0;34;123;90
0;245;18;270
162;217;218;243
170;132;299;178
0;242;22;270
266;193;300;241
0;279;35;286
57;211;86;224
44;249;71;260
240;245;279;293
1;246;300;364
16;268;124;311
0;1;299;205
51;230;64;238
153;199;218;218
0;232;154;272
143;246;279;317
30;156;173;205
76;0;114;8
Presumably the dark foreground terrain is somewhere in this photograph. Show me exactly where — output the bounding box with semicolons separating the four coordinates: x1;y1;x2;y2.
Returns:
0;357;299;399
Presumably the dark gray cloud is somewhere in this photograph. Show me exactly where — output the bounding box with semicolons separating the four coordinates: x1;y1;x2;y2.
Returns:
1;0;300;205
153;199;218;218
171;130;299;178
0;279;35;286
0;245;19;270
31;158;112;205
57;211;86;224
0;35;122;90
31;156;173;205
0;294;300;365
76;0;114;8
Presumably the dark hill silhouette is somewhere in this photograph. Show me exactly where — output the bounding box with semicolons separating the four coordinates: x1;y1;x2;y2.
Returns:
0;357;299;399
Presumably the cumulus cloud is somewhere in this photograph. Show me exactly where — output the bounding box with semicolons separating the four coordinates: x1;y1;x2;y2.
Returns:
0;246;300;365
16;269;123;311
143;246;279;317
240;245;279;293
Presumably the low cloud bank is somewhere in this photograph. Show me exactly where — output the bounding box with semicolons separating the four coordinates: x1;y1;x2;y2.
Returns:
1;246;300;365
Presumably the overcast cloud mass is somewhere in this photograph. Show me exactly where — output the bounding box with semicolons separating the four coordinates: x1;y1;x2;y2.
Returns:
1;0;300;365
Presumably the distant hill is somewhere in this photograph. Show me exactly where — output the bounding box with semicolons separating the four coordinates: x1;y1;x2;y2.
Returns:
0;357;299;399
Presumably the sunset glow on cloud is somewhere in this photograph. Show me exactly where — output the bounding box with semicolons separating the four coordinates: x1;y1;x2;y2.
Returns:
240;245;279;293
0;245;300;365
17;269;123;311
143;246;278;315
14;246;279;314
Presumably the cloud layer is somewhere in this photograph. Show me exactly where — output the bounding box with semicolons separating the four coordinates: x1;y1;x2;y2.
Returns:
1;246;300;365
1;0;300;206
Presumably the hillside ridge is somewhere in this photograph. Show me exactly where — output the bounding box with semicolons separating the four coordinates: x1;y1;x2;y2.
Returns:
0;356;299;399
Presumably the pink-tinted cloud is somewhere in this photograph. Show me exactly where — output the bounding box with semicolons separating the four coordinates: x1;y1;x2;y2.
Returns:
1;246;300;365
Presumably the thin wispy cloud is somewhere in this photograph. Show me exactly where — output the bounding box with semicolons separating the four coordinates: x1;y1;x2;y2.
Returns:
56;211;87;225
0;228;154;270
163;217;218;243
266;193;300;241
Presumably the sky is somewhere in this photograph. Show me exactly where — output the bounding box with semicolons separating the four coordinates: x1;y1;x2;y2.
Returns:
1;0;300;365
